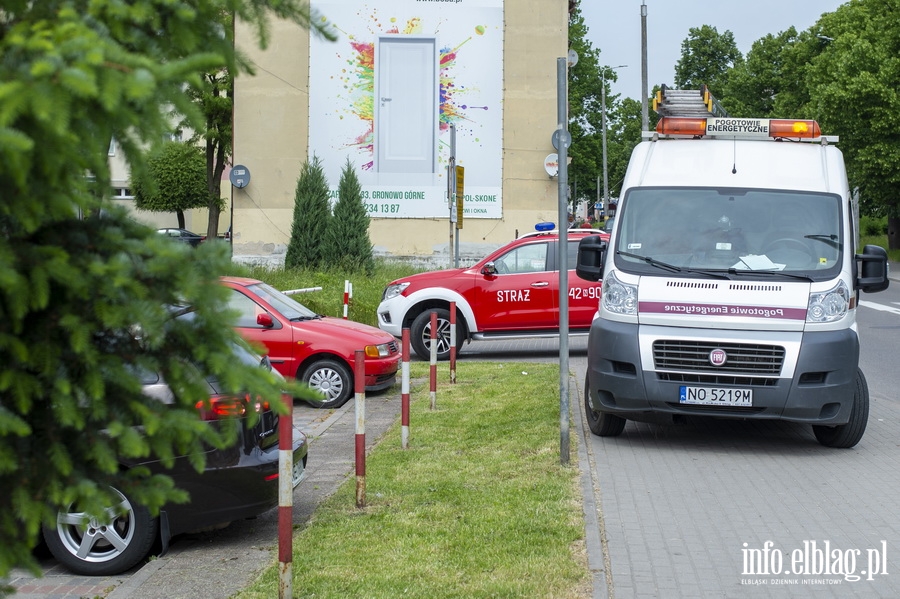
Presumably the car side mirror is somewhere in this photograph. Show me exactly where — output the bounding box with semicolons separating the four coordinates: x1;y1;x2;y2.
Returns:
482;262;498;276
856;245;890;293
257;313;275;328
575;235;607;282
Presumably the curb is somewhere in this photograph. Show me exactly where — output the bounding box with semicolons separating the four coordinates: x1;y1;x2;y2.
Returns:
572;372;610;599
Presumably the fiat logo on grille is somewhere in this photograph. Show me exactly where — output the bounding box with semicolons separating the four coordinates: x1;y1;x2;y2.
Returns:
709;348;728;367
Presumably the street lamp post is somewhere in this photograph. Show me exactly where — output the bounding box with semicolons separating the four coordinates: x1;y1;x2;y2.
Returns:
601;65;627;217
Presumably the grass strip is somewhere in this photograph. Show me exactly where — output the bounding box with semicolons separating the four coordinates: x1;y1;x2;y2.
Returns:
235;361;589;599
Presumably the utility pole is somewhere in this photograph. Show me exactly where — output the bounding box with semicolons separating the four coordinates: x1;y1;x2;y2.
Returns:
641;1;649;132
447;125;456;268
557;56;571;466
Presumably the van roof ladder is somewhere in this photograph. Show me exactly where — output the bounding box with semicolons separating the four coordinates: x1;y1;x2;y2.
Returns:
652;84;729;118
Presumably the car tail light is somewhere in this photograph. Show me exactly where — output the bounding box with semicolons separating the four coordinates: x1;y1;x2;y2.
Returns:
196;395;246;421
195;394;268;421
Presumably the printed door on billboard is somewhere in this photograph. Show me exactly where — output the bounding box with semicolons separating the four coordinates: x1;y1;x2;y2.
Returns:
375;37;437;174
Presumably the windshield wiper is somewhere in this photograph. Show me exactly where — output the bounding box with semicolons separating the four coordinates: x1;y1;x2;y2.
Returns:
290;314;322;321
726;269;815;282
617;250;683;273
618;251;734;279
805;234;841;249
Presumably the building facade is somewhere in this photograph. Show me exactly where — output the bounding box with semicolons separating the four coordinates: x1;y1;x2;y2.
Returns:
232;0;569;265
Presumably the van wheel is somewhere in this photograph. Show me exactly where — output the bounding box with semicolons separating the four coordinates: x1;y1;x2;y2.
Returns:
584;375;626;437
410;308;457;361
813;368;869;448
301;359;353;409
43;485;157;576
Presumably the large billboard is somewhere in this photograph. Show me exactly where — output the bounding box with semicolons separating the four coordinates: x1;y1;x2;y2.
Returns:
310;0;504;219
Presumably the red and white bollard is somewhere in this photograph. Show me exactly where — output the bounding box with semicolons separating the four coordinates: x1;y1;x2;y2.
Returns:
343;280;352;319
354;350;366;508
401;328;410;449
429;311;437;410
277;391;293;599
449;301;457;384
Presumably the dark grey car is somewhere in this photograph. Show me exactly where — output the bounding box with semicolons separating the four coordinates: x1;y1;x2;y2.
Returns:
41;341;308;576
156;227;205;247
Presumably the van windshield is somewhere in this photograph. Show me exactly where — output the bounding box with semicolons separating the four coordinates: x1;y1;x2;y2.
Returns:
613;188;842;277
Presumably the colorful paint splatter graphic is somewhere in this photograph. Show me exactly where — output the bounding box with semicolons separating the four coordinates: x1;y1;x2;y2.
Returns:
344;40;375;169
333;9;490;170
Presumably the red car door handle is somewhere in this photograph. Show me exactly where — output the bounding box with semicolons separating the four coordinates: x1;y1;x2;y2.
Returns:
531;282;550;287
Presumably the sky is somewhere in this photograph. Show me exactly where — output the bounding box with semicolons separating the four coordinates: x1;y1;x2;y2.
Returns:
580;1;848;101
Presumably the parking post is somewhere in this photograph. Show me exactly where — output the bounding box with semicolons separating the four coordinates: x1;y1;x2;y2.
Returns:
277;391;293;599
449;301;457;384
343;280;350;319
401;328;410;449
354;350;366;508
430;311;437;410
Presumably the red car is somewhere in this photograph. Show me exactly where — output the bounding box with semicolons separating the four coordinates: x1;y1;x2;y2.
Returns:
222;277;400;408
376;225;609;360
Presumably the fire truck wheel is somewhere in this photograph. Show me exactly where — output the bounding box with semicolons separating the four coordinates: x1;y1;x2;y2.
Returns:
813;368;869;448
410;308;455;361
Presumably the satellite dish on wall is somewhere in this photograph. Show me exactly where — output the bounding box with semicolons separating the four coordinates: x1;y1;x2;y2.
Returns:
544;154;559;178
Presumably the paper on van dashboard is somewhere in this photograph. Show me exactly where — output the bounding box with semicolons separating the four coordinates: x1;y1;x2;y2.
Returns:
732;254;786;271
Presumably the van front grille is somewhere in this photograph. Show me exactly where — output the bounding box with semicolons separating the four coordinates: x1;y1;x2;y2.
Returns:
653;340;784;376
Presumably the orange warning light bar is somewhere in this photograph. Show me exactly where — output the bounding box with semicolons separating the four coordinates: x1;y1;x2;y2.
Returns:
656;117;823;139
655;117;708;136
768;119;822;138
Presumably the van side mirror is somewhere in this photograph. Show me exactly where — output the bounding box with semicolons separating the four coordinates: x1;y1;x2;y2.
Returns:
575;235;607;282
257;313;275;328
855;245;890;293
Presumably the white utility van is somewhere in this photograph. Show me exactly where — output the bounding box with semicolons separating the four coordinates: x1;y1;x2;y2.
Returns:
575;87;889;448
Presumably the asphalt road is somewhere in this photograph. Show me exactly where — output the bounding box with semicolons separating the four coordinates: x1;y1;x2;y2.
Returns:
580;284;900;598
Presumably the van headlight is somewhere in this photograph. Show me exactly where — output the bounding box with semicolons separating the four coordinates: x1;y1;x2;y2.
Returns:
807;280;849;323
602;271;638;315
382;282;410;301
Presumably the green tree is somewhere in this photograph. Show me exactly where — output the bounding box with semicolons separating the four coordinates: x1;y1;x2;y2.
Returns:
285;156;332;270
769;29;833;118
324;158;375;273
183;68;233;241
605;96;654;200
0;0;329;582
132;141;212;229
674;25;743;97
567;4;606;215
722;26;836;120
723;28;800;117
808;0;900;248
